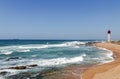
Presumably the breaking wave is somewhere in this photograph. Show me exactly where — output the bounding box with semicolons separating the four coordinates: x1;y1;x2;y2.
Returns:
18;41;86;49
97;47;114;64
0;41;86;55
29;56;84;67
0;50;13;55
0;55;85;77
0;40;114;78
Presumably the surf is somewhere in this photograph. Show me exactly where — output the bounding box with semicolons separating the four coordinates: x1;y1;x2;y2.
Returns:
0;40;114;79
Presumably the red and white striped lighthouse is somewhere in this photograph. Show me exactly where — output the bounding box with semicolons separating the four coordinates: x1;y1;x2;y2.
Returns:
107;30;111;42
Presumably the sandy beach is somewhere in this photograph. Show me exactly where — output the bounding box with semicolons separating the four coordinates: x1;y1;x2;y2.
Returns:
82;42;120;79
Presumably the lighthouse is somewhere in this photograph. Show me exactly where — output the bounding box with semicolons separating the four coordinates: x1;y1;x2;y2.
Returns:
107;30;111;42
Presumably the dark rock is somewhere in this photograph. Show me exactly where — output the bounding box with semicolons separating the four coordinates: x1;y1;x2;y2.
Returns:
8;72;43;79
27;64;38;67
8;64;38;70
86;42;94;45
7;67;61;79
6;57;21;61
9;66;27;70
40;67;60;76
0;71;8;75
86;42;100;45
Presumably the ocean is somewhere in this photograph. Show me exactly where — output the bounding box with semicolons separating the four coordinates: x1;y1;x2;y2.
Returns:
0;40;114;79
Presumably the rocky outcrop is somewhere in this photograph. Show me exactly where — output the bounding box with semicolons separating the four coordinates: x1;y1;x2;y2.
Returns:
27;64;38;67
7;67;60;79
0;71;8;75
86;42;100;45
9;66;27;70
9;64;38;70
6;57;21;61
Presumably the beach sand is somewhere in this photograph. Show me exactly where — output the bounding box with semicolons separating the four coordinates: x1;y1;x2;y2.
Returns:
82;42;120;79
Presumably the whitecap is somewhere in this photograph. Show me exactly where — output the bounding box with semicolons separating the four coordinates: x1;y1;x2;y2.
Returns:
63;41;85;47
18;45;48;49
0;50;13;55
26;56;84;67
0;55;84;77
0;41;86;53
0;69;28;78
81;54;87;57
31;55;37;57
17;49;30;52
16;41;86;49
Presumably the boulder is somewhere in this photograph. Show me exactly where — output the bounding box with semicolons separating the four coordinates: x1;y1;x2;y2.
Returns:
6;57;21;61
27;64;38;67
0;71;8;75
9;64;38;70
9;66;27;70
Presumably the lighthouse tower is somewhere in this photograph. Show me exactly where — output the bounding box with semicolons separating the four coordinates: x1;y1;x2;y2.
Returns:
107;30;111;42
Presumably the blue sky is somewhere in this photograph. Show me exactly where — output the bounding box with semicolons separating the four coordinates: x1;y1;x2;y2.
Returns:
0;0;120;40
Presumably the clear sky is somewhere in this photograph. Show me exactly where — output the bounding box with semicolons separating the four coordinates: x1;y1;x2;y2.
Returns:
0;0;120;40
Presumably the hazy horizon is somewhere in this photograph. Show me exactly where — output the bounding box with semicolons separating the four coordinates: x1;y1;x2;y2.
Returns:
0;0;120;40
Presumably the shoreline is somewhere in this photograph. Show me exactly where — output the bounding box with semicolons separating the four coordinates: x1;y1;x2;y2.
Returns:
1;42;119;79
82;42;120;79
37;42;116;79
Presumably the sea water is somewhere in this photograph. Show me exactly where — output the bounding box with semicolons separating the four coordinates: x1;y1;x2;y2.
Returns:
0;40;114;79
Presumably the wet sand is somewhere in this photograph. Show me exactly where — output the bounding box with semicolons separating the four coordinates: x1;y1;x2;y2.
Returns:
82;42;120;79
41;65;91;79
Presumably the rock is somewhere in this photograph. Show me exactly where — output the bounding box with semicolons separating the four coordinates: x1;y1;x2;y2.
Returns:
27;64;38;67
8;72;43;79
6;57;21;61
8;64;38;70
86;42;100;45
9;66;27;70
0;71;8;75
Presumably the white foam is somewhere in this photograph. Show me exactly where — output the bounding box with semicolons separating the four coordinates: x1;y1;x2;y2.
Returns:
82;54;86;57
0;76;6;79
0;55;84;77
0;68;28;78
1;56;84;68
18;45;48;49
17;41;86;49
26;56;84;67
98;47;114;57
65;41;86;45
31;55;37;57
97;47;114;64
0;69;19;74
0;54;84;70
0;41;86;54
0;50;13;55
17;49;30;52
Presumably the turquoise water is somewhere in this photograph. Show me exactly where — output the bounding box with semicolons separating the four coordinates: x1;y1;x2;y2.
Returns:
0;40;114;79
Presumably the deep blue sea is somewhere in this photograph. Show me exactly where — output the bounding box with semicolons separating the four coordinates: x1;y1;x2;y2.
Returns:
0;40;114;79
